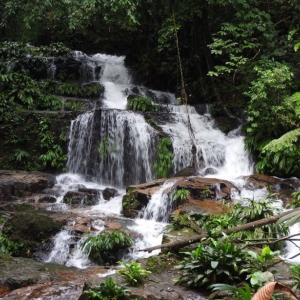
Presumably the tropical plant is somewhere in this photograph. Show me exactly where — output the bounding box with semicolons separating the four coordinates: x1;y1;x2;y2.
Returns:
245;247;281;274
127;96;158;112
153;137;173;178
172;188;190;202
0;233;23;255
233;195;289;243
83;277;130;300
174;238;248;288
210;283;252;300
117;261;151;286
194;205;242;235
286;191;300;208
247;271;275;291
289;263;300;289
255;92;300;177
81;230;132;265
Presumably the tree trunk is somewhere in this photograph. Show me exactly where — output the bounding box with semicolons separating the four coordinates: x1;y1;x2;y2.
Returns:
139;209;297;252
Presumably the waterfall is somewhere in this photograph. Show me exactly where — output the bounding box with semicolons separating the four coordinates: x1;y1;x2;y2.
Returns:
66;52;253;187
67;112;94;175
139;180;177;223
67;109;157;188
48;51;255;265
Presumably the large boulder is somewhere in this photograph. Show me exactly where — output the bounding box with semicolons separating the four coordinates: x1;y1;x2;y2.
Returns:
0;170;56;201
242;174;300;206
63;188;99;206
122;177;238;219
2;208;63;257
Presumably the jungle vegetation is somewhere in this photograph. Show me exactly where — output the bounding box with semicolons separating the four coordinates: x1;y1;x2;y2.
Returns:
0;0;300;176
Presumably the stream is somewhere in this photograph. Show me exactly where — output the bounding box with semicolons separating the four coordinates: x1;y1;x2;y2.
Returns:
42;51;299;271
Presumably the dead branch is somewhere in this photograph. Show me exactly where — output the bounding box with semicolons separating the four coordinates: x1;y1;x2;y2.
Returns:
139;209;297;252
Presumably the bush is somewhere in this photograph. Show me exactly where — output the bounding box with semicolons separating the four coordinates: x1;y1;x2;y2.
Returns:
153;137;173;178
127;96;158;112
174;238;248;288
83;277;129;300
117;261;151;286
81;230;132;265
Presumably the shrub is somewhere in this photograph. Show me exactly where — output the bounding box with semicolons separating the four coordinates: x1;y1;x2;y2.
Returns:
153;137;173;178
117;261;151;286
81;230;132;265
83;277;129;300
174;238;248;288
172;189;190;202
127;96;158;112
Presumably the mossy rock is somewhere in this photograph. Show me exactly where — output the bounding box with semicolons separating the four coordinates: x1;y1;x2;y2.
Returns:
122;193;143;218
2;211;63;257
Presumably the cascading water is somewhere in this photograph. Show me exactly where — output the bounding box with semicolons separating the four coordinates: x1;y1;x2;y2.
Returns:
47;51;259;268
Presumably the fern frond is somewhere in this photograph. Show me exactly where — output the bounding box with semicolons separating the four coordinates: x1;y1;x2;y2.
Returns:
288;92;300;116
262;128;300;153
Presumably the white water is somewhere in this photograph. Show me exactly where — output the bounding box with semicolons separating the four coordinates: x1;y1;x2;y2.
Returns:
46;52;276;269
160;105;253;179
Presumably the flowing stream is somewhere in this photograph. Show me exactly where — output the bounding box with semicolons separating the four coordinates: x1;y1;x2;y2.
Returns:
45;51;296;268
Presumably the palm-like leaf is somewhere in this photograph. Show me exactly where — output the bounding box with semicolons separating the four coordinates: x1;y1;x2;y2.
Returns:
262;128;300;153
276;208;300;227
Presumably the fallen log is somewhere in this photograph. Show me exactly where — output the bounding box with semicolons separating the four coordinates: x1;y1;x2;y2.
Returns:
139;208;299;252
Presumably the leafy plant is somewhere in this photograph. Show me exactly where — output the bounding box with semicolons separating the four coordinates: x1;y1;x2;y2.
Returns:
127;96;158;112
117;261;151;286
146;118;159;130
202;188;211;198
286;191;300;208
233;195;289;243
245;246;281;273
289;263;300;289
0;233;24;255
174;238;248;288
247;271;274;291
172;189;190;202
83;277;129;300
81;230;132;265
64;100;85;111
167;214;193;231
153;137;173;178
210;283;252;300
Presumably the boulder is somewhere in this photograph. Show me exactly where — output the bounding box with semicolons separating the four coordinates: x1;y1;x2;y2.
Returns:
102;187;119;200
242;174;300;206
0;170;56;201
122;176;238;219
2;209;63;257
122;178;166;218
63;188;99;206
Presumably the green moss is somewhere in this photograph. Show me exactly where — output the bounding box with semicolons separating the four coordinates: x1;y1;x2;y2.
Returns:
2;211;63;257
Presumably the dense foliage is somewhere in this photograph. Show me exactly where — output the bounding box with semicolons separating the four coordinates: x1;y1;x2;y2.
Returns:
81;230;132;265
153;137;173;178
83;277;129;300
1;0;300;174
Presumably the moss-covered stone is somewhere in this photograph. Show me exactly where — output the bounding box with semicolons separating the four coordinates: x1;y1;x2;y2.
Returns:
2;211;63;257
122;193;144;218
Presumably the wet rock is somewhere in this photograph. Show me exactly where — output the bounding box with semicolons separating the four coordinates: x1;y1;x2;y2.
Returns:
2;210;63;257
0;170;56;201
242;174;300;206
63;189;98;206
0;256;109;299
78;255;206;300
123;177;237;219
173;166;197;177
122;178;166;218
102;187;119;200
37;195;57;203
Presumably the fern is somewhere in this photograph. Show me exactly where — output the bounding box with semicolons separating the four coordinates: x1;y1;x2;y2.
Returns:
262;128;300;153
